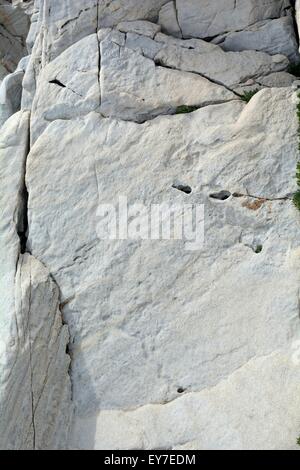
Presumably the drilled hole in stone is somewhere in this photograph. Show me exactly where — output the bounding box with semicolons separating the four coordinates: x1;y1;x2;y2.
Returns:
209;190;231;201
177;387;186;394
172;183;192;194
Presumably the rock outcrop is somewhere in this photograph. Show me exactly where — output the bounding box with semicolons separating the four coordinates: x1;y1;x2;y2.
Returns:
0;111;72;449
1;0;300;450
0;1;31;80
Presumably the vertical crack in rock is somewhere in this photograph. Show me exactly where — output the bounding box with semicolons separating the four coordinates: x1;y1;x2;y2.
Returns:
173;0;183;38
27;268;36;449
96;0;101;106
23;121;73;449
16;118;37;448
0;109;73;448
292;0;300;47
18;122;30;255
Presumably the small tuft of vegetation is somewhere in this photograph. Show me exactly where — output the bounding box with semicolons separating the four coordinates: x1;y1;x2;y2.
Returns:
293;187;300;211
287;62;300;78
293;93;300;212
176;105;199;114
297;435;300;447
241;89;260;103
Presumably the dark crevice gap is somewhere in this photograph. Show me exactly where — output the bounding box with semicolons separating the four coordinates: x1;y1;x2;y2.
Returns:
18;186;29;254
17;116;31;255
49;78;84;97
49;78;66;88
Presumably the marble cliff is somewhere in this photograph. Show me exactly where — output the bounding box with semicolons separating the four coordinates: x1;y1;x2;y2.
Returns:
1;0;300;450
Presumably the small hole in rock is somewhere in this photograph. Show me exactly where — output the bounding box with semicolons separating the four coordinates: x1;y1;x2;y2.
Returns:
209;190;231;201
254;244;263;254
177;387;186;394
172;183;192;194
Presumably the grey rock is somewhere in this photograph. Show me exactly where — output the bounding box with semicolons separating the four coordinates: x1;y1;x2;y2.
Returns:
154;33;289;89
30;33;100;143
213;17;299;62
176;0;292;39
0;111;73;450
0;70;24;128
99;30;236;122
24;87;300;449
158;1;182;38
1;0;300;452
0;0;30;75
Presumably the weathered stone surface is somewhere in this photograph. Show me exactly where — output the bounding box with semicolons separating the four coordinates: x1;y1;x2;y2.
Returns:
30;33;100;143
1;254;73;450
176;0;291;39
117;20;161;38
2;0;300;452
158;1;182;38
25;88;300;449
296;0;300;43
154;33;289;90
99;30;236;122
98;25;291;112
0;0;30;76
98;0;170;28
0;112;72;450
0;111;29;312
26;0;169;64
0;54;28;128
72;350;300;450
0;70;23;128
213;17;299;62
257;71;296;87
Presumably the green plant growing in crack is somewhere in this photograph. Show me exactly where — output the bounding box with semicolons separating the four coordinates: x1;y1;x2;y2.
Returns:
176;105;200;114
297;435;300;447
293;163;300;210
293;93;300;211
241;89;260;103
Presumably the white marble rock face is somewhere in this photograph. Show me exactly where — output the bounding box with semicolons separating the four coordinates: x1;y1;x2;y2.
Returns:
1;0;300;451
0;112;72;450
